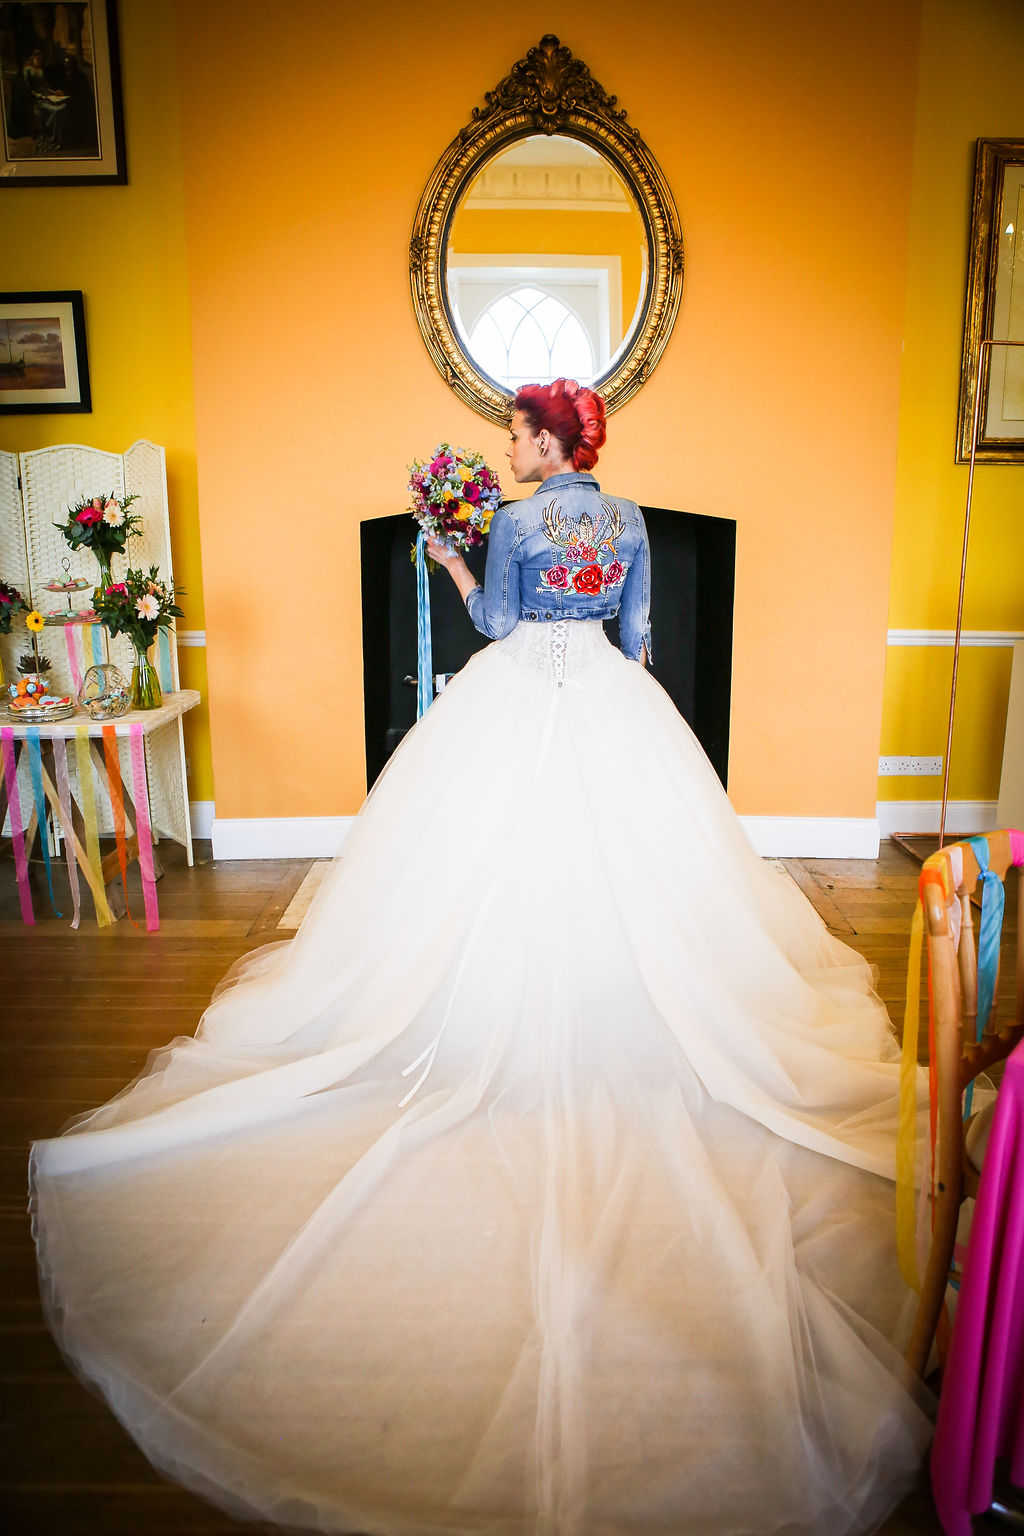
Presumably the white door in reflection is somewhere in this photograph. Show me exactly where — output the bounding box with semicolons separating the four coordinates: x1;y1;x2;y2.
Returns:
467;285;594;389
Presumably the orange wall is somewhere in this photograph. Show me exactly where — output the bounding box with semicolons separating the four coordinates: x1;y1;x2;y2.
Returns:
174;0;921;820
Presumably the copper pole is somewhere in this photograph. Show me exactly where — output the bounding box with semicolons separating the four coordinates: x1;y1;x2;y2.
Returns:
938;338;1024;847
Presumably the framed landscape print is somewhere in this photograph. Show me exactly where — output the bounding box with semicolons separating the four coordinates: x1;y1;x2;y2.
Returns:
0;292;91;413
957;138;1024;464
0;0;126;185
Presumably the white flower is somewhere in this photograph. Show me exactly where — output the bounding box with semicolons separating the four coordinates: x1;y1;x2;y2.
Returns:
103;504;125;527
136;594;160;621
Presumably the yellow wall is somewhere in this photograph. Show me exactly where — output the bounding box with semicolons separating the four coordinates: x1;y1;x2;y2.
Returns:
880;0;1024;803
451;207;646;348
0;1;213;802
175;0;921;822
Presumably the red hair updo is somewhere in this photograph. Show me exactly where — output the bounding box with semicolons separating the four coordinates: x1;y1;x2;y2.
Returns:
514;378;607;472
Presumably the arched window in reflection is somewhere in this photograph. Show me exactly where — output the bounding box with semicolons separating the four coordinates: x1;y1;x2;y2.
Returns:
468;286;595;389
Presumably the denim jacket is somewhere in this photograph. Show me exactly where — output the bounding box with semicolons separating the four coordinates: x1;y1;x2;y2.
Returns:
464;471;652;662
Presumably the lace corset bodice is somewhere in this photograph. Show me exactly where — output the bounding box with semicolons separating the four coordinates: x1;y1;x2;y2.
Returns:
495;618;610;687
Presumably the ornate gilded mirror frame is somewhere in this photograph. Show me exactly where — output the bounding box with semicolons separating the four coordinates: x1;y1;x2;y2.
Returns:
410;35;684;424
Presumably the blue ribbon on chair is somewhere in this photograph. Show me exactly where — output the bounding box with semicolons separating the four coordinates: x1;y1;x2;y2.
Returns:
415;530;433;721
26;728;63;917
964;835;1004;1116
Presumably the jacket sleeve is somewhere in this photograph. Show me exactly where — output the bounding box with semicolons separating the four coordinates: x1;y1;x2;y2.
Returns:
618;507;653;664
464;505;522;640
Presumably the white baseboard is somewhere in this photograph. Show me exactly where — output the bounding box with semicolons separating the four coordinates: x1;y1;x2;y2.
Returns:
211;815;356;860
875;800;998;836
739;816;880;858
189;800;215;840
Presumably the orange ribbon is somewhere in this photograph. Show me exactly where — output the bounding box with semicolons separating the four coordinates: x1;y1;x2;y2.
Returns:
102;725;137;927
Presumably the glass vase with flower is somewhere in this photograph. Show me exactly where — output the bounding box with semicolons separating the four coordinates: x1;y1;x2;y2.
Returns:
92;566;184;711
55;493;143;595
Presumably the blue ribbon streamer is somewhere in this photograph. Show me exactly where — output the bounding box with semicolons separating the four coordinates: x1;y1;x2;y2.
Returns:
26;728;63;917
90;623;105;665
157;627;174;693
963;835;1004;1116
415;530;433;720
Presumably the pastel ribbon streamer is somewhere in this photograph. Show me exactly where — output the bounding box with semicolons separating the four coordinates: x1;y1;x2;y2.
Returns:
964;836;1005;1117
1;726;34;924
52;736;82;930
157;627;173;694
26;729;62;917
102;724;137;927
129;724;159;931
89;623;104;666
63;626;83;695
416;530;433;720
75;725;113;927
897;857;953;1290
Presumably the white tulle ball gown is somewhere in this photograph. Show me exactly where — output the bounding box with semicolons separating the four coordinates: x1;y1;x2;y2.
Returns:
30;618;933;1536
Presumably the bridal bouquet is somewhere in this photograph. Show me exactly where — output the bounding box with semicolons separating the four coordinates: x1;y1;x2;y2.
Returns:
407;444;503;561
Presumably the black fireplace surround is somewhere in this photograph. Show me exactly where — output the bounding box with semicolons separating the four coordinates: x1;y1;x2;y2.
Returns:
360;506;735;791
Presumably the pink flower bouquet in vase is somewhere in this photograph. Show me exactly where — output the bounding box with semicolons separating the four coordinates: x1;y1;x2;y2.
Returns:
93;566;184;710
55;492;143;592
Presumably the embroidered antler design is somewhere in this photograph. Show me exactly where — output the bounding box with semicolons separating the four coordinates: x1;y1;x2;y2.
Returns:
599;501;626;550
543;501;570;546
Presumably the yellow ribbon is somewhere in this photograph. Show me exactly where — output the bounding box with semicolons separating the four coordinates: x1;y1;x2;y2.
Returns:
75;726;113;927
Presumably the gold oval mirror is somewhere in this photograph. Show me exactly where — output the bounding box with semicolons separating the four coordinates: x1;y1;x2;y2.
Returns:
410;36;684;424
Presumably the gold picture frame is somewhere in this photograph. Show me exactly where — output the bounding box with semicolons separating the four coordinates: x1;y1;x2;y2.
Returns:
956;138;1024;463
409;35;684;425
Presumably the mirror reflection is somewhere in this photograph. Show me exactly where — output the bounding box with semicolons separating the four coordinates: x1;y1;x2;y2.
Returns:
446;135;649;391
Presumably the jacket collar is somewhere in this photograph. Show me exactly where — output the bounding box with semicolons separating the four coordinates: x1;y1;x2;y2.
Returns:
530;471;600;494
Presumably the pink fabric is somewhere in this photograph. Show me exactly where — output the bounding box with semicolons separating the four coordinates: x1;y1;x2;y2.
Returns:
931;1040;1024;1533
128;724;159;931
1;727;34;924
1010;829;1024;868
63;624;83;695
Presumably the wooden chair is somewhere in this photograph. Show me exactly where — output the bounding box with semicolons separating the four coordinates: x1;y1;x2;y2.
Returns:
904;830;1024;1379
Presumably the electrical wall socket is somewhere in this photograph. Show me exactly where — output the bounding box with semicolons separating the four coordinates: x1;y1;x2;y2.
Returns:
878;755;943;776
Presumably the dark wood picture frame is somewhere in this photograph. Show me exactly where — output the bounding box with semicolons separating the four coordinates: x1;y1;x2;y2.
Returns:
956;138;1024;464
0;0;126;186
0;291;91;413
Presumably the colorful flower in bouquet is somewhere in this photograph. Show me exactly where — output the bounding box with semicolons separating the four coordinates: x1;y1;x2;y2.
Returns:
407;443;503;565
0;579;27;634
55;492;143;562
93;565;184;655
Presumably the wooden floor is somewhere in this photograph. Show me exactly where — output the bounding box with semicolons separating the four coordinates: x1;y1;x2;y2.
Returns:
0;840;1013;1534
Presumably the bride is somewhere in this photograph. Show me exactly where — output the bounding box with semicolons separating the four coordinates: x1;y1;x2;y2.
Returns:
31;379;933;1536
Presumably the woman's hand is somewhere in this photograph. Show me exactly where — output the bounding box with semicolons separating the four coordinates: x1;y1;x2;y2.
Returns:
426;537;480;602
426;535;461;567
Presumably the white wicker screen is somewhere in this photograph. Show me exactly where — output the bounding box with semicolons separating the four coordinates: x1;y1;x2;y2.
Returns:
4;441;193;865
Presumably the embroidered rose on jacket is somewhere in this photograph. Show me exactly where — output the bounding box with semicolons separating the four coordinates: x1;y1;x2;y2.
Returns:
564;542;598;564
572;564;604;595
604;560;626;587
542;564;569;590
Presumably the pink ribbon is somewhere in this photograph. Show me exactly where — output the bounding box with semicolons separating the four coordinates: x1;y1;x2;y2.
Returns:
0;727;34;924
129;723;159;931
52;736;82;930
63;625;83;695
1010;830;1024;868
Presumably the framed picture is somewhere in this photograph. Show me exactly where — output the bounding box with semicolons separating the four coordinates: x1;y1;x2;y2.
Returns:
0;291;91;413
957;138;1024;464
0;0;126;186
